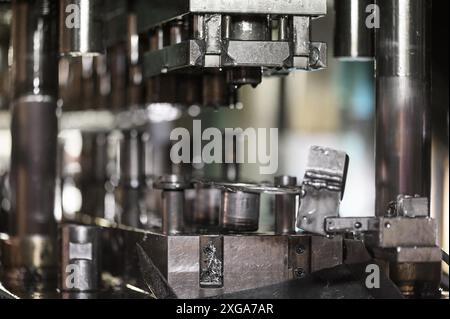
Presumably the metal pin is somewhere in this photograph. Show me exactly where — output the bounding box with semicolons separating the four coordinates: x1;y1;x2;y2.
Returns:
274;176;297;235
60;224;100;292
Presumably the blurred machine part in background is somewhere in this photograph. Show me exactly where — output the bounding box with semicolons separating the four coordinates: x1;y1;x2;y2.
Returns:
0;0;448;299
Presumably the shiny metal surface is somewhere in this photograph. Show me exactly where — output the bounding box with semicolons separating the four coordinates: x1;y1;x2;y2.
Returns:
135;0;327;32
6;1;59;291
228;15;270;41
60;224;100;291
155;175;190;235
297;146;349;236
118;130;144;187
11;0;58;99
221;190;260;232
10;97;57;236
375;0;431;215
139;1;327;82
192;186;221;228
99;226;347;298
115;130;145;227
334;0;374;60
59;0;104;56
274;176;297;235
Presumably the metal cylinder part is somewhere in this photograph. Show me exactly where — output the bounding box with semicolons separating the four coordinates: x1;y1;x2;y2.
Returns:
12;0;59;99
334;0;374;60
127;13;143;108
115;130;145;227
10;0;59;242
161;190;184;235
228;15;270;41
221;190;260;232
375;0;431;215
80;132;108;185
59;0;104;56
193;186;221;228
118;130;144;188
10;97;58;236
109;43;127;111
79;132;108;218
9;8;59;294
154;175;190;235
60;224;100;292
274;176;297;234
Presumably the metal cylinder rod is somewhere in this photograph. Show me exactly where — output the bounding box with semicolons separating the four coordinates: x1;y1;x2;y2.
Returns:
10;0;59;237
334;0;374;60
3;0;59;289
59;0;104;56
375;0;431;215
221;190;260;232
127;13;143;108
192;186;221;228
274;176;297;235
60;224;100;292
115;130;145;228
154;175;189;235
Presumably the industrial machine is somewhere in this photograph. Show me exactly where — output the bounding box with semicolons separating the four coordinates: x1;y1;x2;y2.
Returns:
0;0;448;300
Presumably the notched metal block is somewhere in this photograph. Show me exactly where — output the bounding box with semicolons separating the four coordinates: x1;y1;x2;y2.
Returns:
222;40;291;68
143;40;205;78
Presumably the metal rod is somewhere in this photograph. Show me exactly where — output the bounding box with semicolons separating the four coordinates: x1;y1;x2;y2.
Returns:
274;176;297;235
375;0;431;216
60;224;100;292
334;0;374;60
59;0;104;56
221;190;260;232
154;175;189;235
10;0;59;237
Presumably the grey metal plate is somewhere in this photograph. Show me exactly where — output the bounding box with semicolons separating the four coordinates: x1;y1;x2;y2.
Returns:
135;0;327;32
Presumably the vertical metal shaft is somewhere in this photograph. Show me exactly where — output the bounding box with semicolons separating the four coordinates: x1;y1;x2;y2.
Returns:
59;0;104;56
221;191;260;232
375;0;431;215
10;0;59;237
60;224;100;292
1;0;59;291
115;130;144;228
334;0;374;60
274;176;297;235
154;175;189;235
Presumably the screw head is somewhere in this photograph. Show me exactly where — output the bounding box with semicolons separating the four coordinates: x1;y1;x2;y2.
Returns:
294;267;305;279
296;245;306;255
